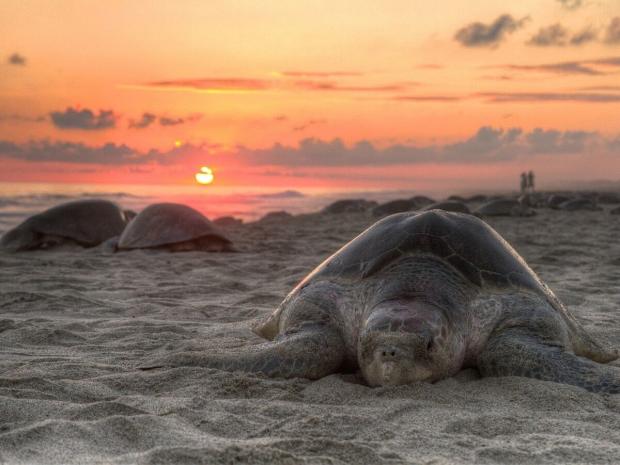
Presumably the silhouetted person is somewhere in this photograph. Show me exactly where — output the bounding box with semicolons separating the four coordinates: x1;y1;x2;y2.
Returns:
520;172;527;194
527;170;535;193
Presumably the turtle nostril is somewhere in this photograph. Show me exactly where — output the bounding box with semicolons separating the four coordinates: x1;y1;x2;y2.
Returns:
380;348;398;359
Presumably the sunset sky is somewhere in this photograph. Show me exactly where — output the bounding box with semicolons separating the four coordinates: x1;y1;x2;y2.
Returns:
1;0;620;192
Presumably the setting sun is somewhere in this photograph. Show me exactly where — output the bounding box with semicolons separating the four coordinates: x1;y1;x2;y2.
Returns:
195;166;214;185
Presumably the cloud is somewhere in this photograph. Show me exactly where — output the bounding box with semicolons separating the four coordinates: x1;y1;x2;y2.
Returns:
138;76;414;94
576;85;620;91
477;91;620;103
293;119;326;131
2;127;616;169
279;71;363;77
159;114;202;126
144;78;271;92
0;113;46;123
0;140;202;165
525;128;594;153
292;80;408;92
7;53;26;66
606;17;620;44
0;140;138;164
499;56;620;75
557;0;582;10
527;23;598;47
240;126;613;167
393;95;462;102
128;112;157;129
128;112;203;128
570;27;598;45
50;107;117;130
527;24;568;46
454;14;529;47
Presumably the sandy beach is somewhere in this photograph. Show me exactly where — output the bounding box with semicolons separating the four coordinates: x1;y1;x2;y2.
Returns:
1;205;620;464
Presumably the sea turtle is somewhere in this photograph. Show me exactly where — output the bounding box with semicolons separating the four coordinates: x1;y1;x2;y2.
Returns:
409;195;436;207
0;199;129;251
213;216;243;227
117;203;234;252
559;198;602;211
322;199;378;214
259;211;293;223
474;199;536;217
611;206;620;215
596;193;620;205
422;201;471;214
372;199;418;217
141;210;619;393
466;194;488;203
547;194;573;209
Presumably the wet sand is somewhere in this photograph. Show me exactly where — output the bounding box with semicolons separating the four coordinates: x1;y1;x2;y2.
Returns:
1;208;619;464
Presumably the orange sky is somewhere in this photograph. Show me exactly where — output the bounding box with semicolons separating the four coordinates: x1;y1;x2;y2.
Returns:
1;0;619;191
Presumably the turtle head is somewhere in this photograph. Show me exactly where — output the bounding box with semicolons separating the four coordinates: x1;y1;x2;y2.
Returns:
358;300;463;386
0;226;38;252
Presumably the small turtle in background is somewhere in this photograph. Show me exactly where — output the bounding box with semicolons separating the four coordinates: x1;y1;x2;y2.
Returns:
596;192;620;205
117;203;234;252
422;201;471;214
559;198;602;211
0;199;129;252
258;211;293;223
372;199;418;217
322;199;377;214
409;195;436;207
142;211;619;393
547;194;573;209
465;194;488;203
213;216;243;227
474;198;536;217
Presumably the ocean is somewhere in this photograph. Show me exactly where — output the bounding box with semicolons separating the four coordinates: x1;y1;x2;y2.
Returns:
0;182;437;234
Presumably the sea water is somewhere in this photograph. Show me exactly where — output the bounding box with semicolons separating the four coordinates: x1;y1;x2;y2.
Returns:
0;182;432;233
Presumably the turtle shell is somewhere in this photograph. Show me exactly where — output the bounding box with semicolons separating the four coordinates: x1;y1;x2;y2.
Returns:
117;203;230;249
422;201;471;214
559;199;601;211
372;199;418;217
299;210;547;294
475;198;521;217
0;199;127;250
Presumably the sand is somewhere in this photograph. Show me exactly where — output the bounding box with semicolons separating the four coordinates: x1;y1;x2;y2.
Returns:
1;208;620;464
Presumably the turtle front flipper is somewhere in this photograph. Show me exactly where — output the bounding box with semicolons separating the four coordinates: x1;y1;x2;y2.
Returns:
478;328;620;394
138;324;345;380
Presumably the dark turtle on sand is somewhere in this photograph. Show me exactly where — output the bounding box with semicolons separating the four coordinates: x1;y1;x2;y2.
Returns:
323;199;378;214
213;216;243;227
466;194;488;203
142;210;619;393
611;206;620;215
559;198;602;211
474;199;536;217
372;199;418;217
0;199;129;251
422;201;471;214
596;193;620;205
117;203;234;252
410;195;436;207
547;194;573;209
259;211;293;222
